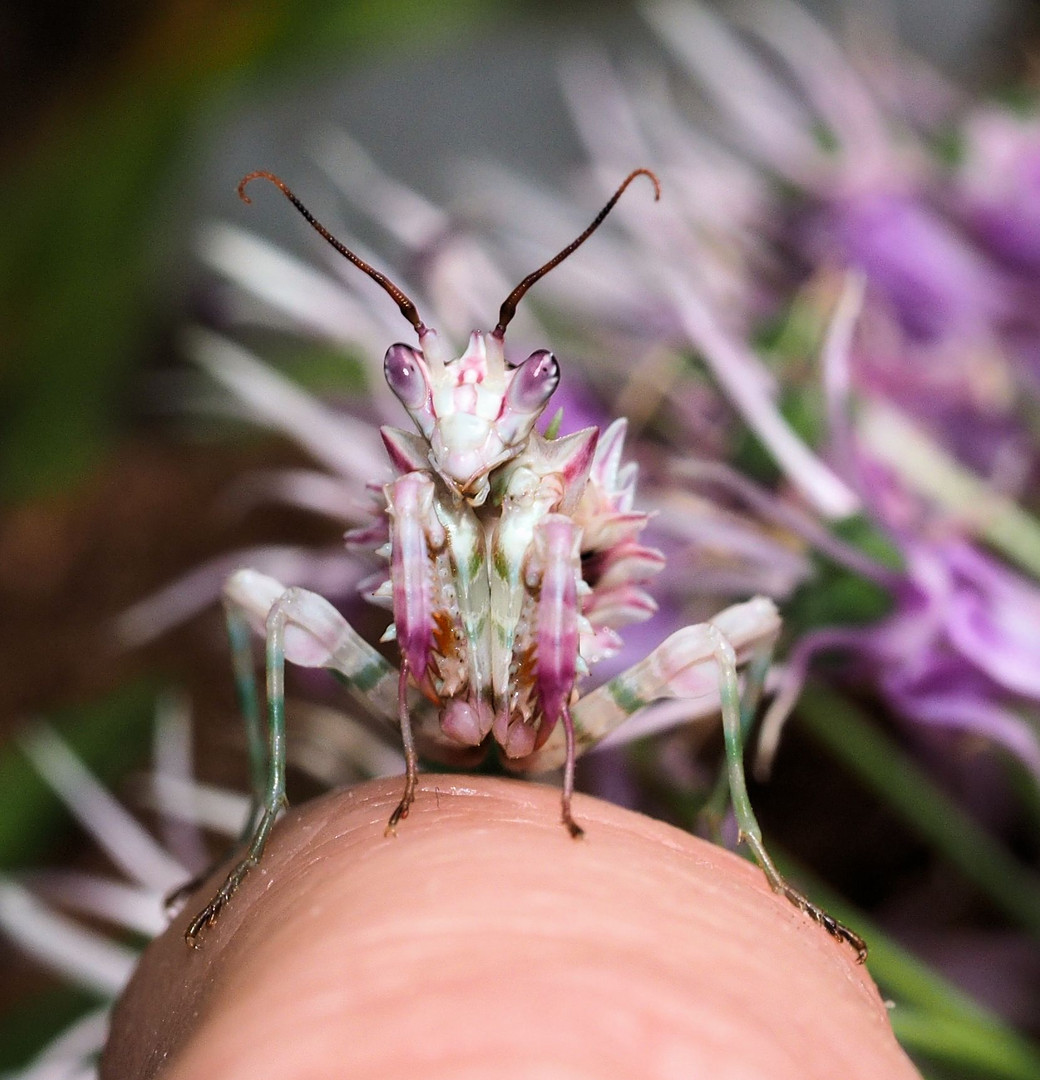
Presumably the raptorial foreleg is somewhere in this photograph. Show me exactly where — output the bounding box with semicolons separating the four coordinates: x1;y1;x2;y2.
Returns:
525;514;586;837
508;597;782;775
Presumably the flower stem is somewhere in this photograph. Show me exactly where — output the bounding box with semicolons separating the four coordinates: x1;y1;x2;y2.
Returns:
780;857;1040;1080
796;683;1040;937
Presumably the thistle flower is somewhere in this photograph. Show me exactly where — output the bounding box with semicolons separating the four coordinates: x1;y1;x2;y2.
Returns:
459;1;1040;782
959;107;1040;275
18;6;1040;1074
646;0;1039;453
0;700;225;1079
121;135;807;730
643;0;1040;775
757;488;1040;779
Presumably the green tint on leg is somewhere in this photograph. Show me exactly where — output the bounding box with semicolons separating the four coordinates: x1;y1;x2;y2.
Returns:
702;641;774;838
185;593;295;947
163;608;270;918
712;628;867;963
226;604;267;811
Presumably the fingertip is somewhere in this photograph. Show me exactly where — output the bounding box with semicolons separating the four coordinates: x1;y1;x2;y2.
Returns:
103;776;918;1080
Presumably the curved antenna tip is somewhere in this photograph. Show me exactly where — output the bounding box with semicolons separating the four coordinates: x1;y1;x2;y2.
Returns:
234;170;426;335
629;167;662;202
494;166;662;337
236;170;286;205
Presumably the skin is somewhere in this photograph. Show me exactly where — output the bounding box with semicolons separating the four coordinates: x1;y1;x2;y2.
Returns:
102;775;922;1080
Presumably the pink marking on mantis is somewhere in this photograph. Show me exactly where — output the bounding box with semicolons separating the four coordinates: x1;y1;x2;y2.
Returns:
232;170;668;801
379;426;429;476
384;330;559;505
440;697;495;746
386;473;443;685
530;515;583;739
181;167;867;963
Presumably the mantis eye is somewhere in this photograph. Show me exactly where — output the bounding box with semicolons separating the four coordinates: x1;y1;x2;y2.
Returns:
506;350;559;414
384;343;428;409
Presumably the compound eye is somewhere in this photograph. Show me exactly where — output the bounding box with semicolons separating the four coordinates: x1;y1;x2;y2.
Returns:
384;344;428;410
506;350;559;414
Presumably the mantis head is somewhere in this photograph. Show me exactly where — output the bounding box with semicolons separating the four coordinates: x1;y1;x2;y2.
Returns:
382;330;557;504
237;168;659;504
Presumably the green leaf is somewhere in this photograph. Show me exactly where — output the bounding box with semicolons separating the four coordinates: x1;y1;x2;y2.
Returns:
781;514;902;635
780;861;1040;1080
0;987;104;1071
891;1011;1040;1080
0;682;156;870
796;683;1040;937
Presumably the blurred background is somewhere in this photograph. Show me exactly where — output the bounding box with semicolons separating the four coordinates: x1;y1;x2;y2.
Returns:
3;1;1040;1077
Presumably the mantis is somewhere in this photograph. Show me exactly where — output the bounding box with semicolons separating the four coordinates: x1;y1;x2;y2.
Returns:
185;168;866;962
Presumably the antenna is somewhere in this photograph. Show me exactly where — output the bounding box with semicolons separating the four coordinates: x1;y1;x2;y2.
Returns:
238;170;427;336
493;168;660;339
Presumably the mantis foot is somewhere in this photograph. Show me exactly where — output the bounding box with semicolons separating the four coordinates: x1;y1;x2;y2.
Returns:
184;854;258;949
773;878;868;963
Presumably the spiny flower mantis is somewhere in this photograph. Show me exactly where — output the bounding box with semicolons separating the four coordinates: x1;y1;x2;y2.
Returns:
185;168;865;961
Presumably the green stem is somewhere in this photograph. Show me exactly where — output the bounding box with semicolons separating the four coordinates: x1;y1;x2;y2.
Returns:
857;403;1040;579
797;683;1040;937
782;861;1040;1080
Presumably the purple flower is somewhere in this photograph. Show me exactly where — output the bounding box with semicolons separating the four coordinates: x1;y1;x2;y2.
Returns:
498;2;1040;782
806;190;1006;342
959;109;1040;272
872;538;1040;775
759;475;1040;779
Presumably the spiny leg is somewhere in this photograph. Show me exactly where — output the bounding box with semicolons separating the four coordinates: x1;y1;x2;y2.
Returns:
504;598;866;960
182;571;448;944
218;570;453;815
559;703;584;838
185;591;295;947
509;597;783;775
385;659;419;835
710;626;867;963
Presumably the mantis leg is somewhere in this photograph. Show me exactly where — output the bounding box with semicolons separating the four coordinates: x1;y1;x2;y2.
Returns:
164;606;268;918
559;703;583;838
504;596;865;960
227;603;269;815
507;597;783;774
185;589;297;946
384;660;418;835
185;571;406;946
710;627;867;962
701;639;773;838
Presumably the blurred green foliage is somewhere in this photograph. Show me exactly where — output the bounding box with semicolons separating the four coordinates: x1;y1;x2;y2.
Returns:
791;862;1040;1080
3;5;1039;1077
0;0;496;500
0;682;156;870
798;684;1040;938
783;514;902;637
0;988;105;1073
